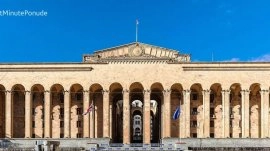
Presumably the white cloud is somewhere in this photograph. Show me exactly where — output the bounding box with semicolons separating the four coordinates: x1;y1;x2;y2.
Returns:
250;54;270;62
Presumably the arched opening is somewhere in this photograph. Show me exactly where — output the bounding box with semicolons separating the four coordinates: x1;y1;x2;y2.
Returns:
50;84;64;138
31;84;45;138
132;106;143;143
130;82;144;143
230;83;242;138
210;83;222;138
109;83;123;143
0;85;5;138
90;84;103;138
150;83;163;143
170;83;183;138
12;84;25;138
70;84;84;138
190;83;203;138
249;83;261;138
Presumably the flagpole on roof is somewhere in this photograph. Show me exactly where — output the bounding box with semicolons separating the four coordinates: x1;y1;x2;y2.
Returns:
136;19;139;42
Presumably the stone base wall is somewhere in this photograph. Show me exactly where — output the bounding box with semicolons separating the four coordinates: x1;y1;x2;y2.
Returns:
163;138;270;150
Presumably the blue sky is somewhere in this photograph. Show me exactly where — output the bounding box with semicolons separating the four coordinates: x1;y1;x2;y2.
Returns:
0;0;270;62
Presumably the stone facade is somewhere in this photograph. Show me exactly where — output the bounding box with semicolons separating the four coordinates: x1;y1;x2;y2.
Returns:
0;42;270;145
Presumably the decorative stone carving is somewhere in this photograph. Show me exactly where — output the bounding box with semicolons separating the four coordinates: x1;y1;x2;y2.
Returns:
128;44;145;57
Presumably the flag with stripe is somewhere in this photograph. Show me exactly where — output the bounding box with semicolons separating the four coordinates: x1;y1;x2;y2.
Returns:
83;103;93;115
172;107;181;120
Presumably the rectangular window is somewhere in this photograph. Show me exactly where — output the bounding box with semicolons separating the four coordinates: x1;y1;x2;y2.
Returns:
32;121;35;128
77;108;82;115
192;93;198;100
32;93;36;101
60;133;64;138
76;93;83;101
210;121;214;127
60;121;64;128
192;108;197;115
191;121;197;127
60;93;64;104
77;121;82;128
230;107;233;114
210;133;214;138
210;108;215;115
32;134;35;138
210;93;214;103
192;133;197;138
32;108;35;116
60;108;64;115
77;133;82;138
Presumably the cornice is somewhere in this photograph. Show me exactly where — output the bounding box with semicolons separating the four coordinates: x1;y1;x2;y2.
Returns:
0;67;94;72
183;66;270;71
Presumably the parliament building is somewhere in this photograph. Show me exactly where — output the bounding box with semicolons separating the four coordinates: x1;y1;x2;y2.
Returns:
0;42;269;149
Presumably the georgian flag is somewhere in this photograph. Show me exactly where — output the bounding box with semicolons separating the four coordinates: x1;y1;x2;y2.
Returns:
83;103;93;115
172;107;181;120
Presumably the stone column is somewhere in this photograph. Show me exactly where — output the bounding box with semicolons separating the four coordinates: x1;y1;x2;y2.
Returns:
163;89;171;138
260;90;269;138
241;90;250;138
179;91;185;138
103;90;110;138
203;90;210;138
222;90;230;138
83;90;89;138
90;94;94;138
184;90;191;138
143;90;151;144
5;90;12;138
25;91;31;138
123;90;130;144
44;90;51;138
64;90;70;138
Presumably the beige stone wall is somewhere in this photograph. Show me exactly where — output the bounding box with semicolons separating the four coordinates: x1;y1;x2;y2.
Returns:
0;62;270;141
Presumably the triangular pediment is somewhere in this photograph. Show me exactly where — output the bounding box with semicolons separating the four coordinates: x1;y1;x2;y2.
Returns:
83;42;190;63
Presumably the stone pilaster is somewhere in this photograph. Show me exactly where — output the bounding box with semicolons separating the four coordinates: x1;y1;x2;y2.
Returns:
163;89;171;138
222;90;230;138
184;90;190;138
203;89;210;138
25;91;31;138
64;90;70;138
44;90;51;138
5;90;12;138
241;90;250;138
143;90;151;144
103;90;110;138
123;90;130;144
83;90;89;138
260;90;269;138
